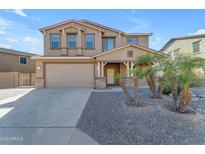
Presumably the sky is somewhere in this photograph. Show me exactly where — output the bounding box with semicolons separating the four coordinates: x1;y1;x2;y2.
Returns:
0;9;205;55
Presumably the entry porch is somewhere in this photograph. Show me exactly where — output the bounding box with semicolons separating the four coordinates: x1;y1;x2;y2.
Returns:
95;61;135;88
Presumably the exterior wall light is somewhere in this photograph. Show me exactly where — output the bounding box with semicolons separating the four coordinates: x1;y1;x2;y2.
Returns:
37;66;41;70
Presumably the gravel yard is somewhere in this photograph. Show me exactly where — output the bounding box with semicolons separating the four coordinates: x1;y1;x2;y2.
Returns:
77;88;205;145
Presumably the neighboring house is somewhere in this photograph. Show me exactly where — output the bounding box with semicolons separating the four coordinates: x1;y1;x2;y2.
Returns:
160;34;205;59
32;19;164;88
0;47;36;73
0;48;37;88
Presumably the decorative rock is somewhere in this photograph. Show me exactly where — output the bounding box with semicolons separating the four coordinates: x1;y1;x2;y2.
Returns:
35;77;44;88
95;77;106;89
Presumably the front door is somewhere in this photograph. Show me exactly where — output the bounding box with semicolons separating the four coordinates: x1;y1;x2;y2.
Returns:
107;68;115;84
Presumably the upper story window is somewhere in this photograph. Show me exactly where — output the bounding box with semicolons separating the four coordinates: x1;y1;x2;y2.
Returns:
192;41;200;53
127;38;139;44
85;34;94;49
173;48;180;57
50;34;60;49
103;38;115;51
19;56;28;65
68;34;77;49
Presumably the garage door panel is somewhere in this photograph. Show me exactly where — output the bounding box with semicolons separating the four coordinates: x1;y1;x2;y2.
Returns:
45;64;94;87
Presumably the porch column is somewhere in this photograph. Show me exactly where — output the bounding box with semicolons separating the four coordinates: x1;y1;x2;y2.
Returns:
61;28;67;56
131;62;134;77
101;62;104;77
123;62;130;77
77;29;83;56
101;62;107;77
97;62;100;77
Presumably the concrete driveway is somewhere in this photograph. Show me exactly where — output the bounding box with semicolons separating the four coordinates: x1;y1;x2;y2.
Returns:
0;88;98;145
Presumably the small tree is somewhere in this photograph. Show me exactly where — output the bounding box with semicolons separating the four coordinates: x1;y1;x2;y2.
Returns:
135;54;160;98
158;54;205;112
158;56;179;111
175;55;205;112
115;67;142;106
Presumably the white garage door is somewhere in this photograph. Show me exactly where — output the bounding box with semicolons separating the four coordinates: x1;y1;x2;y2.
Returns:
45;64;94;88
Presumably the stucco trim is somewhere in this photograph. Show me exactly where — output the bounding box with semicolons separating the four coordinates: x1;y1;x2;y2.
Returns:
31;56;94;60
59;25;85;31
125;33;153;36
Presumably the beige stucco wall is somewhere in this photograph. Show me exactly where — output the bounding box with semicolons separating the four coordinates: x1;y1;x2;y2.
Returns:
161;37;205;58
96;46;152;61
0;72;19;88
0;52;36;73
43;21;150;57
44;22;103;57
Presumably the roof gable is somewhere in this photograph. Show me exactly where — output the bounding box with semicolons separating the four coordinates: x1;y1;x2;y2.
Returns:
94;44;165;61
94;44;165;58
80;19;125;34
39;19;104;33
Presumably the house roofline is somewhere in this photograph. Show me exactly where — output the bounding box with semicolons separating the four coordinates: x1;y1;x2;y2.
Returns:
39;19;104;33
0;47;38;57
79;19;125;34
125;33;153;36
160;34;205;51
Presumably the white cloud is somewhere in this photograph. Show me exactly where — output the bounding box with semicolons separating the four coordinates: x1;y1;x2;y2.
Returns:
22;37;40;45
189;29;205;36
0;30;5;35
6;9;27;17
0;44;11;49
0;17;12;28
126;16;148;31
0;17;25;29
0;26;6;30
6;38;18;43
151;37;162;46
150;36;164;50
131;10;136;13
31;16;41;22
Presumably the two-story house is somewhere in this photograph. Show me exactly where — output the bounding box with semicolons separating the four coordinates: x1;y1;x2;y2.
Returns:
32;19;164;88
160;34;205;59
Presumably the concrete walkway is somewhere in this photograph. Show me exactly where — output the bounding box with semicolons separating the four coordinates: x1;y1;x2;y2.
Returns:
0;88;98;145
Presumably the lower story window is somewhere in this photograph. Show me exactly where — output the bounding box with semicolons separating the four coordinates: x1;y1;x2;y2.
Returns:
19;56;28;65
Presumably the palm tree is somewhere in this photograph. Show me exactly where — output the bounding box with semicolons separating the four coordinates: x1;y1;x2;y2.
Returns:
119;77;137;105
175;55;205;112
158;56;179;111
135;54;159;98
116;66;142;106
159;54;205;112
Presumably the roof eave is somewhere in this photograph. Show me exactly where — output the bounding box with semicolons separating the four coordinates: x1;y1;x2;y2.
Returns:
125;33;153;36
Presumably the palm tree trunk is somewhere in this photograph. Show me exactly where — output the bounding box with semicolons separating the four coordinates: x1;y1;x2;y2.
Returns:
171;83;178;111
133;76;139;106
178;88;192;112
157;83;164;98
119;78;135;105
146;75;157;98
